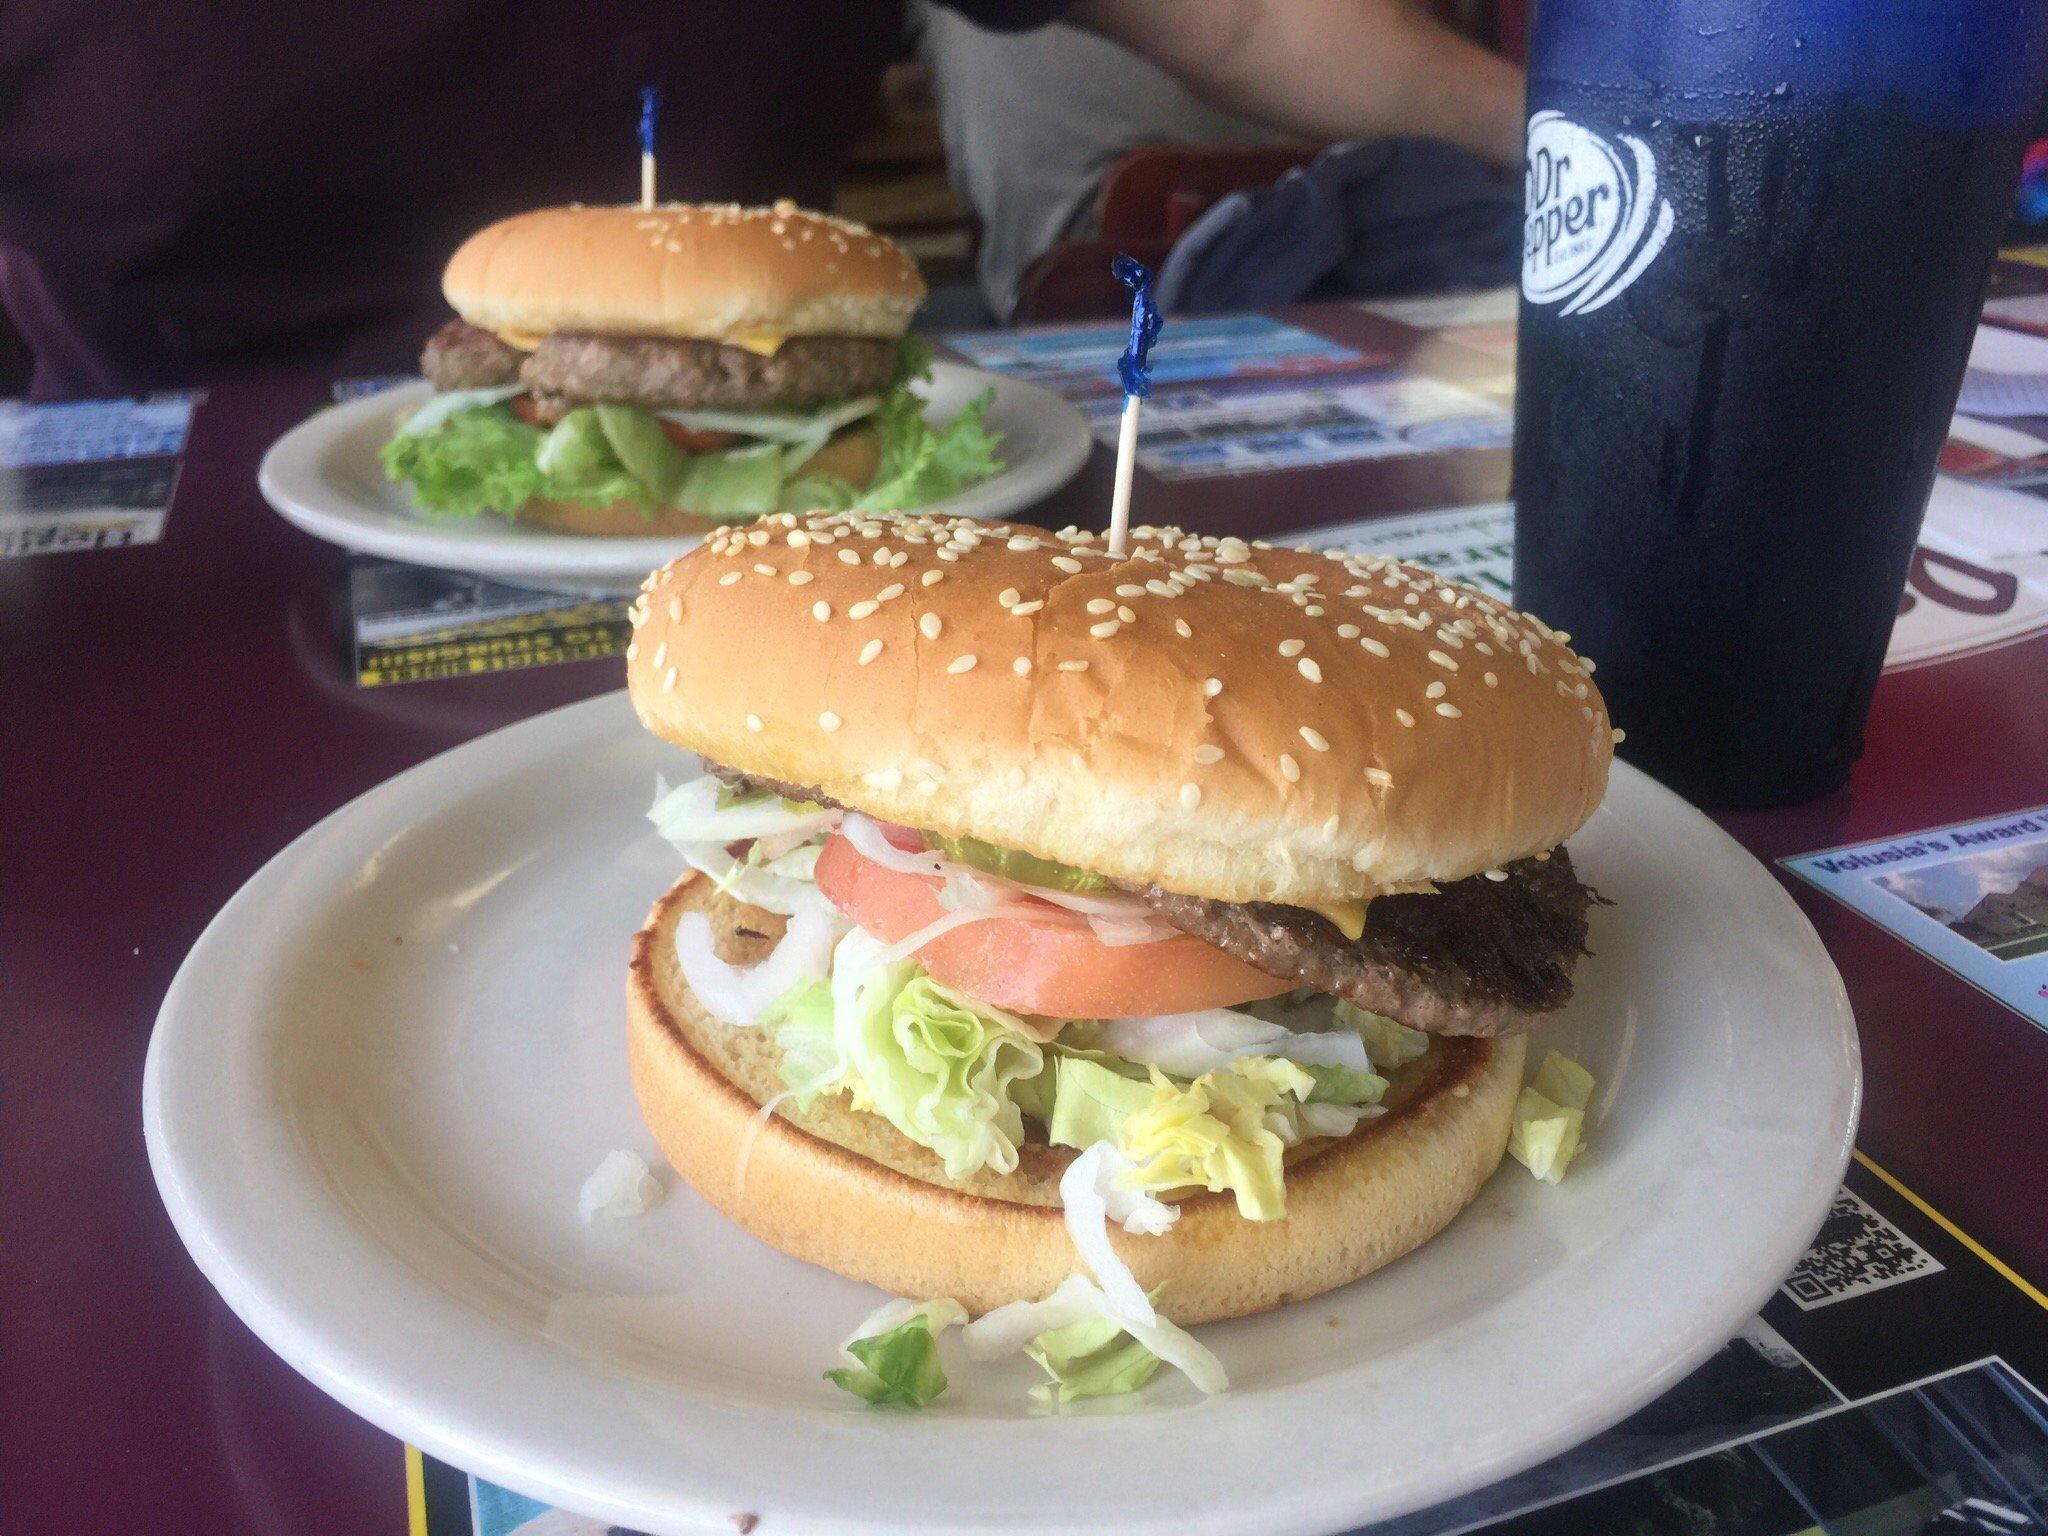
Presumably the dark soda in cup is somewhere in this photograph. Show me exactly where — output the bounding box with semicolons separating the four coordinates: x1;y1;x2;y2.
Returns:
1513;0;2048;808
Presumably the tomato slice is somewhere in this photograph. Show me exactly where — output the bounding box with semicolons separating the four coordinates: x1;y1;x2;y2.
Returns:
658;421;742;453
813;830;1293;1018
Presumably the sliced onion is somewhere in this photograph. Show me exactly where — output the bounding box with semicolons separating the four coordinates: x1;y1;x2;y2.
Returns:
839;813;955;878
1059;1143;1164;1325
1096;1007;1374;1078
960;1272;1228;1396
674;897;849;1028
649;772;840;847
870;902;1053;967
841;1296;968;1356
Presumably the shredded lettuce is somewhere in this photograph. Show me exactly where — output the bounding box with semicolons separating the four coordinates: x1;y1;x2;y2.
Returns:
1027;1308;1162;1405
1048;1058;1315;1222
1336;1001;1433;1070
1508;1050;1595;1183
964;1273;1228;1397
825;1312;951;1407
380;405;548;519
785;385;1003;513
760;981;843;1109
828;932;1045;1178
386;347;1001;521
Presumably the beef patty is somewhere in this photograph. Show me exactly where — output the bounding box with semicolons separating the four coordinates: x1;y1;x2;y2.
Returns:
702;760;1596;1037
419;322;900;413
1124;852;1595;1037
521;332;899;412
421;320;525;390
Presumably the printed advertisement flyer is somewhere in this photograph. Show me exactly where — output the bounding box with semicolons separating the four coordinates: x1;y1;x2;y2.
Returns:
348;559;629;687
413;1157;2048;1536
1293;474;2048;673
1784;807;2048;1031
947;314;1510;480
0;392;198;557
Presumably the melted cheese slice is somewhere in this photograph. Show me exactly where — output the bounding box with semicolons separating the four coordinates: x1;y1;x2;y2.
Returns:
723;328;787;357
1308;898;1370;942
489;326;788;357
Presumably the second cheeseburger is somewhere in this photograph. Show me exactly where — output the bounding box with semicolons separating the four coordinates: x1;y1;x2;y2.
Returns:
383;202;1000;535
625;513;1612;1328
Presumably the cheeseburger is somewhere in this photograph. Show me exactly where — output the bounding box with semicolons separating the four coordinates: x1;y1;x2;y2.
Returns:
624;511;1611;1356
382;203;1001;536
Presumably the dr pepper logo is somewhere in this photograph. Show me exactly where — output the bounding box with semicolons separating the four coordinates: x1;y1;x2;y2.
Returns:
1522;111;1674;315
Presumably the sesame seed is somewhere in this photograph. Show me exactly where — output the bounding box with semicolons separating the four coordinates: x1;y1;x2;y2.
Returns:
1436;702;1463;718
1146;580;1175;597
998;587;1021;607
1174;618;1192;639
747;530;769;547
1086;599;1115;615
1337;624;1360;639
624;641;638;661
746;714;764;732
859;639;883;666
719;571;743;587
753;563;775;576
1279;753;1301;782
819;711;842;732
1193;744;1224;764
1058;660;1089;673
662;667;677;693
1484;672;1498;687
921;569;944;587
888;551;908;569
1611;727;1627;744
863;767;903;791
1361;637;1391;658
919;613;942;640
788;531;811;547
1090;621;1120;638
788;570;813;586
1116;584;1145;598
668;598;683;621
1299;726;1330;752
812;601;831;622
1203;677;1222;698
849;600;879;620
870;549;889;566
1298;658;1322;683
948;653;977;674
1279;638;1305;658
1011;600;1044;615
1428;650;1459;672
1365;767;1393;787
1013;656;1032;676
652;642;667;668
876;583;904;602
839;549;861;566
1180;782;1202;810
1117;606;1137;624
1395;708;1416;727
1052;556;1083;574
1007;536;1041;552
1426;680;1447;700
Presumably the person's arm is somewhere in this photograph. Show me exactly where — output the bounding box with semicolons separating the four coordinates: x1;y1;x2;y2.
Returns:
1067;0;1525;168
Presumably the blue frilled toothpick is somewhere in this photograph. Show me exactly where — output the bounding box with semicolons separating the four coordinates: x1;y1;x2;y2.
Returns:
639;87;661;209
1108;255;1162;557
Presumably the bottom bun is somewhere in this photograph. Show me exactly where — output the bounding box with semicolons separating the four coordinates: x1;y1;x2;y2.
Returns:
516;427;881;538
626;875;1526;1324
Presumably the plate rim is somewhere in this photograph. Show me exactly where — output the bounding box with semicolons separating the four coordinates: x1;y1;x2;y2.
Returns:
256;365;1093;588
143;690;1860;1536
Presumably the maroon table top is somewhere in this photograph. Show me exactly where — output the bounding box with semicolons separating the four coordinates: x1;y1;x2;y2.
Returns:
7;303;2046;1536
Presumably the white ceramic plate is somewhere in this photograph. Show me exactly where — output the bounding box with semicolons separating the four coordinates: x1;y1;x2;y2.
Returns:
144;693;1858;1536
257;365;1092;593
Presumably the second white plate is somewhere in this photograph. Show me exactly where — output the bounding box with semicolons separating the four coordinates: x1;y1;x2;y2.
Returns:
144;692;1858;1536
258;364;1092;592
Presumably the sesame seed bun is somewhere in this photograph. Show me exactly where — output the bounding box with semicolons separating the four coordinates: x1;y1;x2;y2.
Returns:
626;512;1613;904
443;203;924;347
627;874;1525;1323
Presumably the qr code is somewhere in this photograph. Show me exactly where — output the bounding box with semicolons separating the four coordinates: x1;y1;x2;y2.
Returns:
1781;1187;1944;1310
